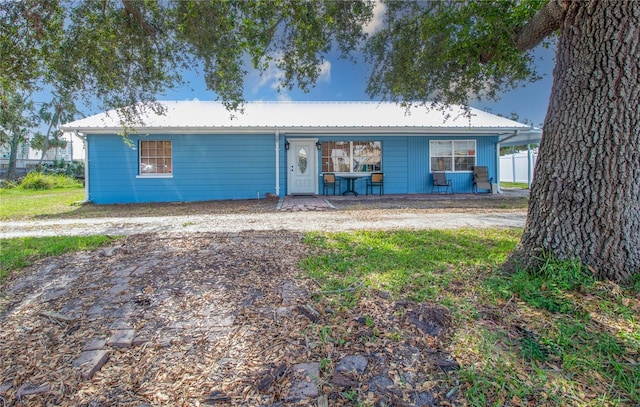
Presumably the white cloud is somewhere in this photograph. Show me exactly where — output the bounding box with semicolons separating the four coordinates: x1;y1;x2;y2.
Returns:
252;56;286;93
318;60;331;83
248;54;332;95
363;0;386;35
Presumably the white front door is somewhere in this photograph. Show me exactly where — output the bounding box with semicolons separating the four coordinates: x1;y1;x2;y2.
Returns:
287;139;317;195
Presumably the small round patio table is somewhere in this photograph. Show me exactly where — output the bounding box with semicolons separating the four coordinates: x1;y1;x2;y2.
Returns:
338;173;369;196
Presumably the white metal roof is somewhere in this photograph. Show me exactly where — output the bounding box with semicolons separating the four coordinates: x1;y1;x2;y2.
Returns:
62;101;536;136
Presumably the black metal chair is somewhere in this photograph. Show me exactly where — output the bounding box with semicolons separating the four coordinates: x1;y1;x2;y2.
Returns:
322;173;341;195
366;172;384;195
431;172;453;194
472;166;493;193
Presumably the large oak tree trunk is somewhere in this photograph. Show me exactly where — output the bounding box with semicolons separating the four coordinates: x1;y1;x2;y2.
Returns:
509;2;640;283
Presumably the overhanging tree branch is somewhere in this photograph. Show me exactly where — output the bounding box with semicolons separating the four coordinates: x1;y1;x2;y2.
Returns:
122;0;158;37
515;0;568;51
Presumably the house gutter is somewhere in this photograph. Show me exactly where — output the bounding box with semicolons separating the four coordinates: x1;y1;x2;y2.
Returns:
61;126;531;136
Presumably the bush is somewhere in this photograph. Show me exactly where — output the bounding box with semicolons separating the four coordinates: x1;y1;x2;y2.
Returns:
19;172;81;190
0;179;19;189
20;172;54;190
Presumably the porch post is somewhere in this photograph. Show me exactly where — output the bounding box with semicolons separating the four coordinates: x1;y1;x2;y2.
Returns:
527;144;532;188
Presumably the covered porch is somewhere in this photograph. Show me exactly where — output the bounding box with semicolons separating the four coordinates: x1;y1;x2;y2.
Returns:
278;188;529;211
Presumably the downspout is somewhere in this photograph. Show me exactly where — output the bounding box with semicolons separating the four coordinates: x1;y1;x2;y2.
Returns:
275;129;280;196
75;131;90;203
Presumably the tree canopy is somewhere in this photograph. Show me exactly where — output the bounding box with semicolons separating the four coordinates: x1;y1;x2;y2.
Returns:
0;0;548;112
1;0;374;114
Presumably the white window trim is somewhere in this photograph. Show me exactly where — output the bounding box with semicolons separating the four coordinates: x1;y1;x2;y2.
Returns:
429;140;477;173
139;140;173;178
136;174;173;179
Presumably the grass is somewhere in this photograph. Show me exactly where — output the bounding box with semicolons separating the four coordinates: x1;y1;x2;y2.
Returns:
0;235;117;284
0;188;85;220
302;229;520;303
500;181;530;189
0;174;85;220
301;230;640;406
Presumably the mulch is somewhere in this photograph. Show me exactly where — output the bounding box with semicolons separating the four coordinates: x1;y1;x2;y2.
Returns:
0;231;460;406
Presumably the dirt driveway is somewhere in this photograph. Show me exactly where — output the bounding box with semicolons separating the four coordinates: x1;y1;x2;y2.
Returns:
0;193;528;406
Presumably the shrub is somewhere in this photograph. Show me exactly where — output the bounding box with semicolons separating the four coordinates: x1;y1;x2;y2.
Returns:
19;173;81;190
0;179;19;189
20;172;54;190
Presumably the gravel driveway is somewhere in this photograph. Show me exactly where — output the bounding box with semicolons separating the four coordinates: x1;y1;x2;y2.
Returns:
1;194;528;238
0;210;527;238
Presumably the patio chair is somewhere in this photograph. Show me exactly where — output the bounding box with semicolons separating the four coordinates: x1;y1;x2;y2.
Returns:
366;172;384;195
472;166;493;193
431;171;453;194
322;173;341;195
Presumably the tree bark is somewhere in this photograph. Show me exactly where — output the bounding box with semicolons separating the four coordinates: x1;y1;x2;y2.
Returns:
508;1;640;283
6;130;23;181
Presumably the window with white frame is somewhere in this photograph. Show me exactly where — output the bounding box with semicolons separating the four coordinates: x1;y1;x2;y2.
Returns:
321;141;381;173
430;140;476;172
139;140;172;175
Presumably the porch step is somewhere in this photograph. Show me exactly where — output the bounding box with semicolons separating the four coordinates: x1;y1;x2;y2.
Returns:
279;196;333;211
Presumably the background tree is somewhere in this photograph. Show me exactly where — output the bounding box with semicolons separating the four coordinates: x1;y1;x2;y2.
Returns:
30;94;80;163
0;91;37;180
1;0;637;282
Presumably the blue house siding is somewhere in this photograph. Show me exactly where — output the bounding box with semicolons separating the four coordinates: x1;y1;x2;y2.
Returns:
87;132;500;203
87;134;276;204
312;134;498;195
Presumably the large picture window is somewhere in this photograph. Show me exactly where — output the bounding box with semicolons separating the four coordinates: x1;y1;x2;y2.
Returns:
430;140;475;172
139;140;172;175
321;141;381;173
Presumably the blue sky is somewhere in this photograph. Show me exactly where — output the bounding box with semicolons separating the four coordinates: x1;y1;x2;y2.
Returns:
160;43;556;128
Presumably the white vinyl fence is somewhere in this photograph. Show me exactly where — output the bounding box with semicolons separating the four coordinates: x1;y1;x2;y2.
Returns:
500;149;538;185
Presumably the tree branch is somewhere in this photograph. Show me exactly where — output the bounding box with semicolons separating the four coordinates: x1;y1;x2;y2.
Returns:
514;0;568;51
122;0;158;37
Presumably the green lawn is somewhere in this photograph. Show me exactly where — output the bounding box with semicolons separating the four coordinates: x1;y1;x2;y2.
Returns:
301;230;640;406
0;184;114;285
0;187;85;220
0;235;117;284
500;181;530;189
